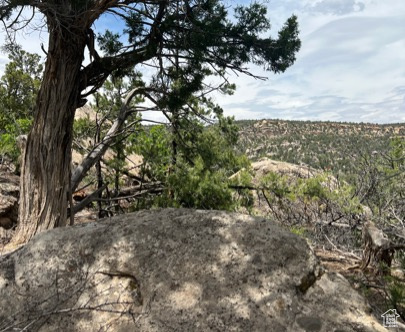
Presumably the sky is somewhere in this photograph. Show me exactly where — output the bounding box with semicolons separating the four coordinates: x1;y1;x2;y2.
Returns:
0;0;404;124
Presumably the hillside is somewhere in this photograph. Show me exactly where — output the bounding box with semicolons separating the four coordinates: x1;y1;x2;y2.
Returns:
234;121;405;323
236;119;405;175
1;117;404;328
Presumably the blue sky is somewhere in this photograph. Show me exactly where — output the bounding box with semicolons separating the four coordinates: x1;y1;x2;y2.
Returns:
215;0;405;123
1;0;404;124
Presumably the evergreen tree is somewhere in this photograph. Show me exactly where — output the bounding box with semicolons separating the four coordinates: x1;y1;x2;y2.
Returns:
0;45;43;166
1;0;301;243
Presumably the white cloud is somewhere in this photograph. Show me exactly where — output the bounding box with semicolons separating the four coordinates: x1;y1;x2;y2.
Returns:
0;9;48;72
216;0;405;123
0;1;404;124
308;0;366;15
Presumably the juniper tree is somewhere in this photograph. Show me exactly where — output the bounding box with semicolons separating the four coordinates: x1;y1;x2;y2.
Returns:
0;0;300;243
0;45;42;166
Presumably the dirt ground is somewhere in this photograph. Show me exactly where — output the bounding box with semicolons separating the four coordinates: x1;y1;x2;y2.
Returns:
315;247;405;329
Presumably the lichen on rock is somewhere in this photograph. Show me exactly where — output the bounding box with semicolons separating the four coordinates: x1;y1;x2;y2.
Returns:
0;209;388;331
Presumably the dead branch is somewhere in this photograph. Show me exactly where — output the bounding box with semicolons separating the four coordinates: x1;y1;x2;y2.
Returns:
361;221;394;275
68;185;107;218
71;87;146;192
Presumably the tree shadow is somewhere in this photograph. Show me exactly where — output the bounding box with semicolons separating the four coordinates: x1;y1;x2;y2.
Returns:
0;208;379;331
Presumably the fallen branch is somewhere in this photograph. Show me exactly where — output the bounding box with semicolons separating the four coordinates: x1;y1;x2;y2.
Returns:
68;185;107;218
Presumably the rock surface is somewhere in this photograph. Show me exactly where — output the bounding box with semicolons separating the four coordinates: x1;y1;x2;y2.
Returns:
232;158;332;220
250;158;319;180
0;209;389;331
0;172;19;224
233;158;370;250
0;172;19;243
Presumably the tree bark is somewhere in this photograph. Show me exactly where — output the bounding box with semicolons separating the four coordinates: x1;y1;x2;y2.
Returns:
13;28;86;244
361;221;393;275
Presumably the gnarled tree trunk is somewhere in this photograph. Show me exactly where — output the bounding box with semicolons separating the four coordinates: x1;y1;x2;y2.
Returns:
13;28;86;244
361;221;393;275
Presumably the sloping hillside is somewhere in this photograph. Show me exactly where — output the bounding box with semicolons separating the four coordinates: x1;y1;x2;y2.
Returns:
237;119;405;174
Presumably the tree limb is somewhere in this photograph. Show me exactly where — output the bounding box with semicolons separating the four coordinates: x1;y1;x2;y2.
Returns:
71;87;145;191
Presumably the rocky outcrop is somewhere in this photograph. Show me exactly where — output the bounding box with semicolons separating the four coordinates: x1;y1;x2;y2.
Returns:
250;158;320;181
0;209;388;331
232;158;337;218
233;158;371;250
0;172;19;243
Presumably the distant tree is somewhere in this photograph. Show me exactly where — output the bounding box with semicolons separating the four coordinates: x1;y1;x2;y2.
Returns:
259;170;362;227
74;70;144;217
133;116;252;211
355;137;404;224
73;68;252;213
0;45;42;167
1;0;300;243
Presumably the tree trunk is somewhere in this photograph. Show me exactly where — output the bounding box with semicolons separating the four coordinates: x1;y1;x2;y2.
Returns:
13;29;86;244
361;221;393;275
95;111;104;219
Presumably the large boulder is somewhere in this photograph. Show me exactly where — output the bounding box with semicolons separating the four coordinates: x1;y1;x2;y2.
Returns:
250;158;320;181
0;209;388;331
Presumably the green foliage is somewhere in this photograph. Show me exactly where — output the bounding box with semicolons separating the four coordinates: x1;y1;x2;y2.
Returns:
391;136;405;157
97;30;123;55
73;117;96;142
94;1;301;114
69;55;252;213
388;280;405;310
131;125;172;181
261;172;294;202
0;44;42;129
72;23;257;213
0;45;42;165
355;136;404;224
290;225;307;237
136;119;252;211
302;176;327;200
160;156;234;210
261;171;363;224
0;118;31;159
237;119;400;175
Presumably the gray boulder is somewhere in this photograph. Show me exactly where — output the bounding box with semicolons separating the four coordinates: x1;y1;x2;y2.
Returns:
0;172;19;244
0;209;388;331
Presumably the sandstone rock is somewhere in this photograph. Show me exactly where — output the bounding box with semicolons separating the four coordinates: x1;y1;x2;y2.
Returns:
0;209;389;331
231;158;333;220
0;172;19;230
232;158;372;251
250;158;319;181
